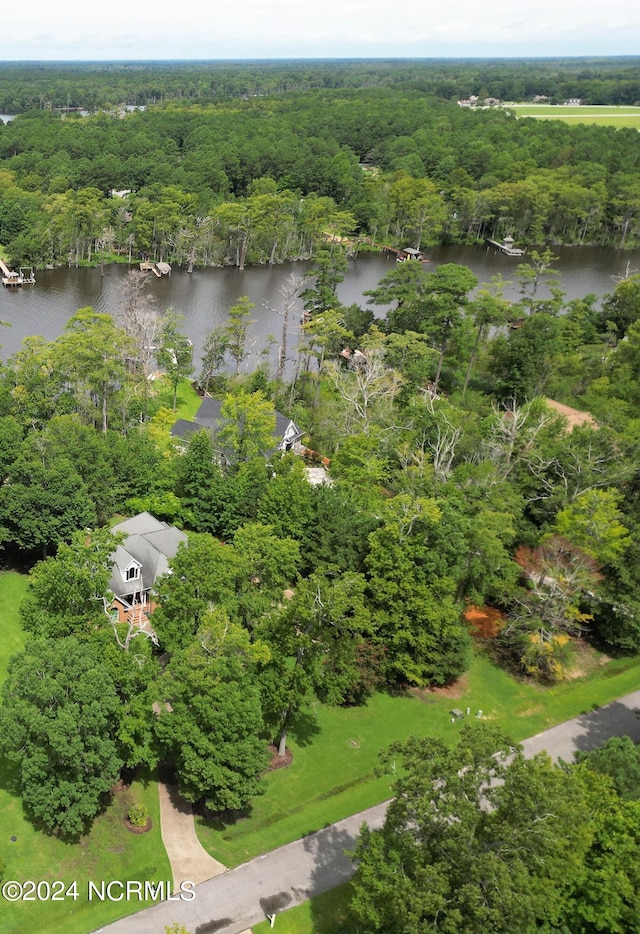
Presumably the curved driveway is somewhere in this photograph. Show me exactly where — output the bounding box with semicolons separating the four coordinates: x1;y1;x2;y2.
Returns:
95;689;640;934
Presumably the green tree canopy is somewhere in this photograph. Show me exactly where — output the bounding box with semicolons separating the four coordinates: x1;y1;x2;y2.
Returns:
20;525;120;639
0;637;123;838
352;724;640;934
154;616;268;812
218;389;277;462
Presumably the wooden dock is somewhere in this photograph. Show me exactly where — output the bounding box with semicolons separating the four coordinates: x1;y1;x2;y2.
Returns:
20;266;36;284
1;258;22;286
485;236;526;256
140;261;172;277
0;259;35;286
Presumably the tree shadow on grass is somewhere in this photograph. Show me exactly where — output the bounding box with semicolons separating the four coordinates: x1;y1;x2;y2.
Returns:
0;754;21;797
288;706;322;748
193;799;254;834
379;680;413;699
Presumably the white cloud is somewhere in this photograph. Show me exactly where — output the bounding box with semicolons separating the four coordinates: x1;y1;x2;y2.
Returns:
3;0;640;58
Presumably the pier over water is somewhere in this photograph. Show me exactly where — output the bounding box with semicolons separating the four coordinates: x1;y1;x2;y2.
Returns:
485;235;526;256
0;260;36;287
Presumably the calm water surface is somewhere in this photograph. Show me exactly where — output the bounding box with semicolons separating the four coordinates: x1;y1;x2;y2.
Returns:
1;246;637;370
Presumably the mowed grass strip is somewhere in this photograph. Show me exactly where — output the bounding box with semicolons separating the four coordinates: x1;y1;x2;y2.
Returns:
0;570;29;682
252;882;354;934
196;646;640;867
0;572;171;934
506;104;640;128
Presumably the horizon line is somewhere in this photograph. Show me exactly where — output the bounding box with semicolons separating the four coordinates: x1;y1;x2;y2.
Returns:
2;54;640;64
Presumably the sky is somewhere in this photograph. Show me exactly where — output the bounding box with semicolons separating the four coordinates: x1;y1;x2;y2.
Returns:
3;0;640;60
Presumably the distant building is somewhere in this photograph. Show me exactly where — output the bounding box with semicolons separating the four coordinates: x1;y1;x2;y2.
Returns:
397;247;425;263
171;396;304;458
458;95;500;108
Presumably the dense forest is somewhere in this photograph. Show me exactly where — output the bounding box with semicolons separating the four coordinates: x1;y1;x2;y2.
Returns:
1;59;640;269
2;58;640;111
0;61;639;932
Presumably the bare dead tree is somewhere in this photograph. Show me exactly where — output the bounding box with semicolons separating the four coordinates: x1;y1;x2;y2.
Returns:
482;398;557;482
117;270;161;383
511;536;602;638
264;273;304;381
323;346;403;434
102;589;159;653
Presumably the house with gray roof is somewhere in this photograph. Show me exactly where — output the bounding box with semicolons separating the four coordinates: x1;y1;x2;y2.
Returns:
109;512;187;625
170;396;304;458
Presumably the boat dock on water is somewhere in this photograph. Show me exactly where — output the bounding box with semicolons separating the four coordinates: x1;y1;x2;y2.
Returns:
1;259;36;286
140;261;172;277
485;235;526;256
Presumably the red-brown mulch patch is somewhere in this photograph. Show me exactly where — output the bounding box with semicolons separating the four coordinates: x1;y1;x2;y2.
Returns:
464;604;507;639
265;744;293;771
124;817;152;834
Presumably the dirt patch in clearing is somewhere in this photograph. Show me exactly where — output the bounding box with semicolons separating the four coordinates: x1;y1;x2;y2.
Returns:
520;704;545;717
565;667;587;680
265;745;293;771
544;398;597;431
465;605;507;639
565;638;611;680
411;674;470;702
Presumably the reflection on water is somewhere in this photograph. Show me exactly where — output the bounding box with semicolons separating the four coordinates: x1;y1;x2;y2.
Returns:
0;247;637;371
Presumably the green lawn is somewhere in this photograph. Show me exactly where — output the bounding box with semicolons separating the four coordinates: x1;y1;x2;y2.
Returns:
0;765;170;934
153;374;202;422
0;572;171;934
253;883;354;934
505;104;640;128
0;570;30;682
196;647;640;867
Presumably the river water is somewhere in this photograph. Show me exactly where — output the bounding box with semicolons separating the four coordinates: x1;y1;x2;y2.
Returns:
0;245;637;371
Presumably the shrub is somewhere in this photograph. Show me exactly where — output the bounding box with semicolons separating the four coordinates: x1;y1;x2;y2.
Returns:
127;803;150;827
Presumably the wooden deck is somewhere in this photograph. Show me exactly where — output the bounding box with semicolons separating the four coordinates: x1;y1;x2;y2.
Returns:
1;258;22;286
140;261;172;277
485;237;526;256
0;259;36;286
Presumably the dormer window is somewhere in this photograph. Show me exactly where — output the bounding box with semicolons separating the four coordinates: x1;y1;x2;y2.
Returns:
126;565;140;581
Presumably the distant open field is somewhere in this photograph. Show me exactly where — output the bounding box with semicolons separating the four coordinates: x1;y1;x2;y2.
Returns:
505;104;640;128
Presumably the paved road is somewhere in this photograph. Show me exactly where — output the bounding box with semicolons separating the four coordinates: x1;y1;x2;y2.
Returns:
95;689;640;934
